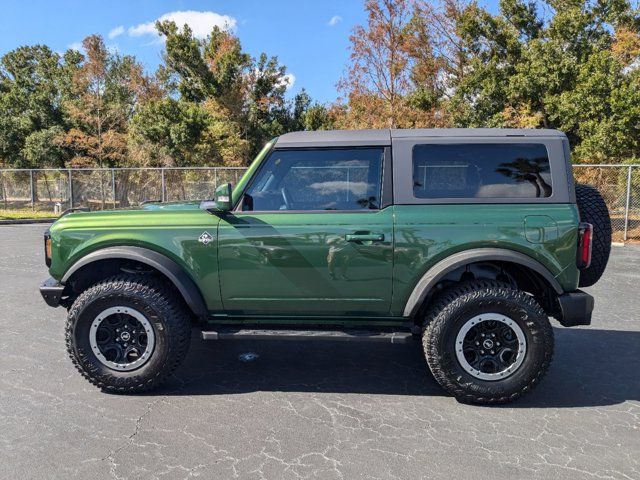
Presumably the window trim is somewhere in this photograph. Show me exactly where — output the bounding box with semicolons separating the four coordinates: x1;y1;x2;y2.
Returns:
391;136;570;205
411;142;553;201
234;146;390;214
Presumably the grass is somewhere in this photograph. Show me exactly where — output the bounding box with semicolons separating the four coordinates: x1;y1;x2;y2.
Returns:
0;209;57;220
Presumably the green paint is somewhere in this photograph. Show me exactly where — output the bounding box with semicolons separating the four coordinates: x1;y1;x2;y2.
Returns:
217;207;393;316
390;204;579;315
47;141;582;324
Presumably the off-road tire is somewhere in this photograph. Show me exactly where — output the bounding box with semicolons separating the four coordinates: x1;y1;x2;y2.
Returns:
575;183;611;287
423;280;554;405
66;274;191;393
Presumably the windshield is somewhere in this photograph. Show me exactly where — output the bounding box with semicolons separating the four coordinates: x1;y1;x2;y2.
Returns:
232;139;276;206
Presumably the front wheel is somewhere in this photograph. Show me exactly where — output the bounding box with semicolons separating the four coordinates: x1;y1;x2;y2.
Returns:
423;280;554;404
66;275;191;393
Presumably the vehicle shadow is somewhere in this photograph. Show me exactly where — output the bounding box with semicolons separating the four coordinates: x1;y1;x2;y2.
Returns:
155;327;640;408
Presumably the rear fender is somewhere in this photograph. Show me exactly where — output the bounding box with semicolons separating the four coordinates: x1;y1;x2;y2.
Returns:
403;248;563;318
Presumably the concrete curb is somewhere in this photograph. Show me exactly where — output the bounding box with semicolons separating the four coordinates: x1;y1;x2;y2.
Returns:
0;218;56;225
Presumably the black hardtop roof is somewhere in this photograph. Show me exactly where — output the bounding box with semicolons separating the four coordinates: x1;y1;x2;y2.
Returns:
274;128;566;148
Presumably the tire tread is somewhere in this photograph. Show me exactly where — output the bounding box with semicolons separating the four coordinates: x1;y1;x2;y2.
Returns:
65;274;191;393
576;183;611;287
423;280;554;405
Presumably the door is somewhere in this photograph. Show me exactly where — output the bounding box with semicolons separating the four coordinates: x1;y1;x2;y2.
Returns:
217;147;393;316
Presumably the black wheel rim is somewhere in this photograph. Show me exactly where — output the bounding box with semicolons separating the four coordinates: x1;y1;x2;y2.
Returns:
455;314;526;381
89;306;155;371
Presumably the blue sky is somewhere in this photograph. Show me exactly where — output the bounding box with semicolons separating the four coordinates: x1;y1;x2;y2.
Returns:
0;0;494;104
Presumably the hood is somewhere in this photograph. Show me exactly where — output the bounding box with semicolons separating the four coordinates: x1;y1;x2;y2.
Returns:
63;200;202;216
138;201;201;211
50;200;210;231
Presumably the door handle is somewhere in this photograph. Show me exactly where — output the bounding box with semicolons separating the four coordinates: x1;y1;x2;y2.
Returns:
345;233;385;243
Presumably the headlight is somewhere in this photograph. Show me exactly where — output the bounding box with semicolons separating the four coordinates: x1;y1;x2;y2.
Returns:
44;232;52;267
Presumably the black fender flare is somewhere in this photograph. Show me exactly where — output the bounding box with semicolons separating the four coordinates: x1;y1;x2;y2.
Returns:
62;246;208;319
403;247;564;317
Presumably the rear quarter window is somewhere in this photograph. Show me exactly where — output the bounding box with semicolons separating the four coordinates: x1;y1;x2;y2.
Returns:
412;143;552;199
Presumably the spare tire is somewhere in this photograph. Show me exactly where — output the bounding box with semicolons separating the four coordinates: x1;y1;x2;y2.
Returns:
575;183;611;287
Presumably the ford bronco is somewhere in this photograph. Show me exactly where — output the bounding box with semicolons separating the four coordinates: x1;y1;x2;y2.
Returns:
40;129;611;404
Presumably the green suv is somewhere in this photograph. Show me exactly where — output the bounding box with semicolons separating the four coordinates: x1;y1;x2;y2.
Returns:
40;129;611;404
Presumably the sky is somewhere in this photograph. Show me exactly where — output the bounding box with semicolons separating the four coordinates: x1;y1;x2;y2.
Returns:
0;0;495;104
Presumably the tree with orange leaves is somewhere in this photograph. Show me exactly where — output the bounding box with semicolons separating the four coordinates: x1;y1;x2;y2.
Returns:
58;35;158;168
337;0;450;129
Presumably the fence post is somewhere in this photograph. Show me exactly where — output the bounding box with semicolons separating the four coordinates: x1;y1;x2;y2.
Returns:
624;166;633;242
29;169;35;210
100;169;105;210
112;169;116;209
161;168;166;202
68;169;73;209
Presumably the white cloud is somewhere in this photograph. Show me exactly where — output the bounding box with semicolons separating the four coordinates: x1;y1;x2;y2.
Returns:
128;10;237;42
108;25;125;39
281;73;296;90
252;69;295;91
327;15;342;26
623;59;640;75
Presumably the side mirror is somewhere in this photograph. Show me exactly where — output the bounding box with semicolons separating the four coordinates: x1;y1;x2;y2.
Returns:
200;182;233;212
215;182;233;211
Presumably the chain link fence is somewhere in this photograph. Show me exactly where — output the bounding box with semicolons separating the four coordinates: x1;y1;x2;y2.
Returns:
1;164;639;242
0;167;247;212
573;165;639;243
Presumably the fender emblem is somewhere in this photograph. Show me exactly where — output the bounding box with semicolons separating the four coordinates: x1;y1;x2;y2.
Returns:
198;231;213;245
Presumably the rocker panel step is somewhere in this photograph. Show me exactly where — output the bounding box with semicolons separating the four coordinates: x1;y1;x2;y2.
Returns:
201;328;414;344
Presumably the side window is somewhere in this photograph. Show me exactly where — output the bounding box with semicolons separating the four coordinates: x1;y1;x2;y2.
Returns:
412;143;552;199
242;148;384;211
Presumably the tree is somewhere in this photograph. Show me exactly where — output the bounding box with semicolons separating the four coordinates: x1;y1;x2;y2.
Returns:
130;97;248;167
339;0;414;128
337;0;452;129
22;126;65;167
58;35;153;168
152;21;303;162
0;25;324;170
0;45;69;167
450;0;640;162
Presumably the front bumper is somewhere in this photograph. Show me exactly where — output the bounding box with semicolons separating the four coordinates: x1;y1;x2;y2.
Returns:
557;290;594;327
40;277;65;308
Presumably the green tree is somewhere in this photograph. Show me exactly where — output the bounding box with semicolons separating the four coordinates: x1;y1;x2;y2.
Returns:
0;45;70;167
152;21;306;162
449;0;640;162
303;104;334;131
130;97;248;167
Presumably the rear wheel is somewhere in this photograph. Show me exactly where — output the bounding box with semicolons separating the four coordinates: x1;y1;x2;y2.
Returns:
66;274;191;393
423;280;554;404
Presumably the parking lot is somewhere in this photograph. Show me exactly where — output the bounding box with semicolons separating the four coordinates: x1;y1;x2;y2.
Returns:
0;224;638;480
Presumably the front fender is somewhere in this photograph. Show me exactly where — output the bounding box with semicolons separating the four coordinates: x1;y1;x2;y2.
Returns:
61;246;208;319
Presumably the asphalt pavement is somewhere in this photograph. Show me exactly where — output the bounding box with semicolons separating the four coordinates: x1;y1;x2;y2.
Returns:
0;225;638;479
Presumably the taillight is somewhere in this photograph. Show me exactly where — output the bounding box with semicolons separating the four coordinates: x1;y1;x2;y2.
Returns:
577;222;593;269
